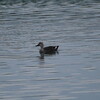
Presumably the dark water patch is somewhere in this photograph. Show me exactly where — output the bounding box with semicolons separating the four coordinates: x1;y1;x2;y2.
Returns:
0;0;100;6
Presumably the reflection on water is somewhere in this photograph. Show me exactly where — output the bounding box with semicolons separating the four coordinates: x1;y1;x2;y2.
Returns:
0;0;100;100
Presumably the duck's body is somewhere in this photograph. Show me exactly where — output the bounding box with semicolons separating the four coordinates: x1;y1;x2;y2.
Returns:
36;42;59;54
42;46;59;54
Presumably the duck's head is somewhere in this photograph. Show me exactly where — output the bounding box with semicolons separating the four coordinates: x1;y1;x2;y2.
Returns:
36;42;44;48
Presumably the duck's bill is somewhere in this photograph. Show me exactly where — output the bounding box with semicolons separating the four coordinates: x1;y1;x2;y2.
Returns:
36;44;39;47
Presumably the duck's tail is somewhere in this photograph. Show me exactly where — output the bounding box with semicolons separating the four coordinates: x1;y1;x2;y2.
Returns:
55;46;59;51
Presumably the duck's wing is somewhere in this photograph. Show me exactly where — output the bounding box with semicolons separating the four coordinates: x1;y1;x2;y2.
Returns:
44;46;58;50
44;46;59;54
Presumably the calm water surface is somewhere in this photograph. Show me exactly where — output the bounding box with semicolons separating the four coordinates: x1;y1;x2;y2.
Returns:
0;0;100;100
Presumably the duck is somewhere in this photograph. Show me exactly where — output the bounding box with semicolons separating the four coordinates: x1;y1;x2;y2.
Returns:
36;42;59;54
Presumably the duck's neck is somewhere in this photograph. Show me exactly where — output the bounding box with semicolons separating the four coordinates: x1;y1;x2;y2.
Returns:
40;45;44;53
40;44;44;49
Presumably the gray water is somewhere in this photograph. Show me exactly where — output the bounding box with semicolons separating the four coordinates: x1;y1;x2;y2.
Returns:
0;0;100;100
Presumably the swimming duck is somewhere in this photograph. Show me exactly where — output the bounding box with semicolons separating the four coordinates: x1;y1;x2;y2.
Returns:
36;42;59;54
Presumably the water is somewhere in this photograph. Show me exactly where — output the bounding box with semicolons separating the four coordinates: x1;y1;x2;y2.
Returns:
0;0;100;100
